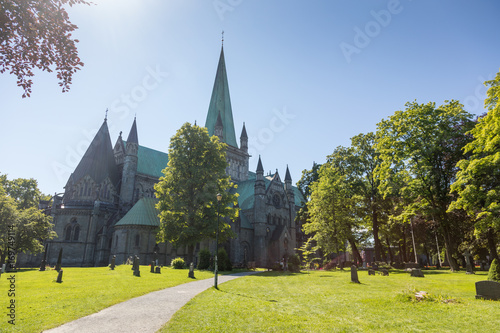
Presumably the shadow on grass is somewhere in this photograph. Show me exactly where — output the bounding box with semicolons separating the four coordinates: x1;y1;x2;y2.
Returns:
218;289;279;303
251;271;309;277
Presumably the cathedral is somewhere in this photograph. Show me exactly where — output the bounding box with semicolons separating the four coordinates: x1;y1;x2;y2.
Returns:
30;45;303;269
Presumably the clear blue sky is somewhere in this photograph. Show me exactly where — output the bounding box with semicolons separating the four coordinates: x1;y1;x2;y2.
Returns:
1;0;499;195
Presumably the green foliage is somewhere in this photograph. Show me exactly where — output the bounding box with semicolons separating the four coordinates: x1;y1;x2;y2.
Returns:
217;248;232;271
171;257;186;269
0;0;90;97
154;123;239;256
376;100;475;271
197;249;211;270
0;175;55;263
304;157;356;253
450;69;500;235
488;258;500;282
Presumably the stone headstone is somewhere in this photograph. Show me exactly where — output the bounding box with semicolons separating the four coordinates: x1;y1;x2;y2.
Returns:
39;245;48;271
188;262;195;278
410;268;424;278
56;269;63;283
381;269;389;276
133;256;140;277
463;250;475;274
368;269;375;276
1;263;6;273
351;265;360;284
55;248;63;272
150;261;155;273
155;266;161;274
110;255;116;270
475;280;500;300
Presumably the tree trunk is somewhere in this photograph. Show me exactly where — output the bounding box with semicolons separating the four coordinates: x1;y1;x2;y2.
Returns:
348;237;363;266
0;248;4;268
401;227;408;262
386;235;394;263
186;244;195;265
487;227;499;262
372;208;382;261
442;224;460;271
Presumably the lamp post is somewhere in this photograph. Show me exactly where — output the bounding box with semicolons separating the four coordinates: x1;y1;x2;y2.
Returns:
214;193;222;289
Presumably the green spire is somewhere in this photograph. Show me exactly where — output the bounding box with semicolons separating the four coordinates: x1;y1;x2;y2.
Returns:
205;46;238;147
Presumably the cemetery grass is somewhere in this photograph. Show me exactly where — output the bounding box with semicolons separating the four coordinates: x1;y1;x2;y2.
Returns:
162;269;499;333
0;265;218;333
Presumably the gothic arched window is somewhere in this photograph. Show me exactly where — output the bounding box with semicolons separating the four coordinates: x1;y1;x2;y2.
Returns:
135;234;140;247
73;225;80;241
64;225;72;241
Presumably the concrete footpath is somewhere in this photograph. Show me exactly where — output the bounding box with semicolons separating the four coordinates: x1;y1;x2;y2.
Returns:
44;271;260;333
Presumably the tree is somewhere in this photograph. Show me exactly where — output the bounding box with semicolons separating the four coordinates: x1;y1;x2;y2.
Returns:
376;100;475;271
0;0;90;97
450;70;500;261
305;147;364;264
0;176;55;267
0;185;17;267
349;132;390;262
296;162;321;248
154;122;239;264
1;176;47;210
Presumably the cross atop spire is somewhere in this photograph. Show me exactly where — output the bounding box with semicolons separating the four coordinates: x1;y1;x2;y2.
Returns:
105;108;108;121
222;30;224;46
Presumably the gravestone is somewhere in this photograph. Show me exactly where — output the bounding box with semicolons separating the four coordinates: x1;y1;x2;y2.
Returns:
368;269;375;276
1;263;6;273
381;269;389;276
39;245;48;271
55;248;63;272
150;261;155;273
463;250;475;274
351;265;360;284
56;269;63;283
109;255;116;270
133;256;140;277
475;280;500;300
410;268;424;278
188;262;195;278
155;266;161;274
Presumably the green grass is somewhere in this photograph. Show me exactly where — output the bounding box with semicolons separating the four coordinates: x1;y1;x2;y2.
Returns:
161;269;500;332
0;265;216;333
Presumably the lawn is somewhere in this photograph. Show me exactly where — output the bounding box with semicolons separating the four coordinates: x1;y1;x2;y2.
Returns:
0;265;216;333
161;269;499;333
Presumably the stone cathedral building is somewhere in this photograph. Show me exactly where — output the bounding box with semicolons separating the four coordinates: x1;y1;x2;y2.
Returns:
35;46;303;268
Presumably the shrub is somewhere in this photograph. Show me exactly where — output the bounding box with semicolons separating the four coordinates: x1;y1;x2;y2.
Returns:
288;254;302;272
323;259;337;271
171;257;186;269
198;249;211;270
217;248;232;271
488;258;500;282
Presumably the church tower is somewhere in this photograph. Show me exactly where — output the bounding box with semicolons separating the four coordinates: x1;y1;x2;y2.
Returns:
120;118;139;207
253;156;267;266
205;45;249;182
